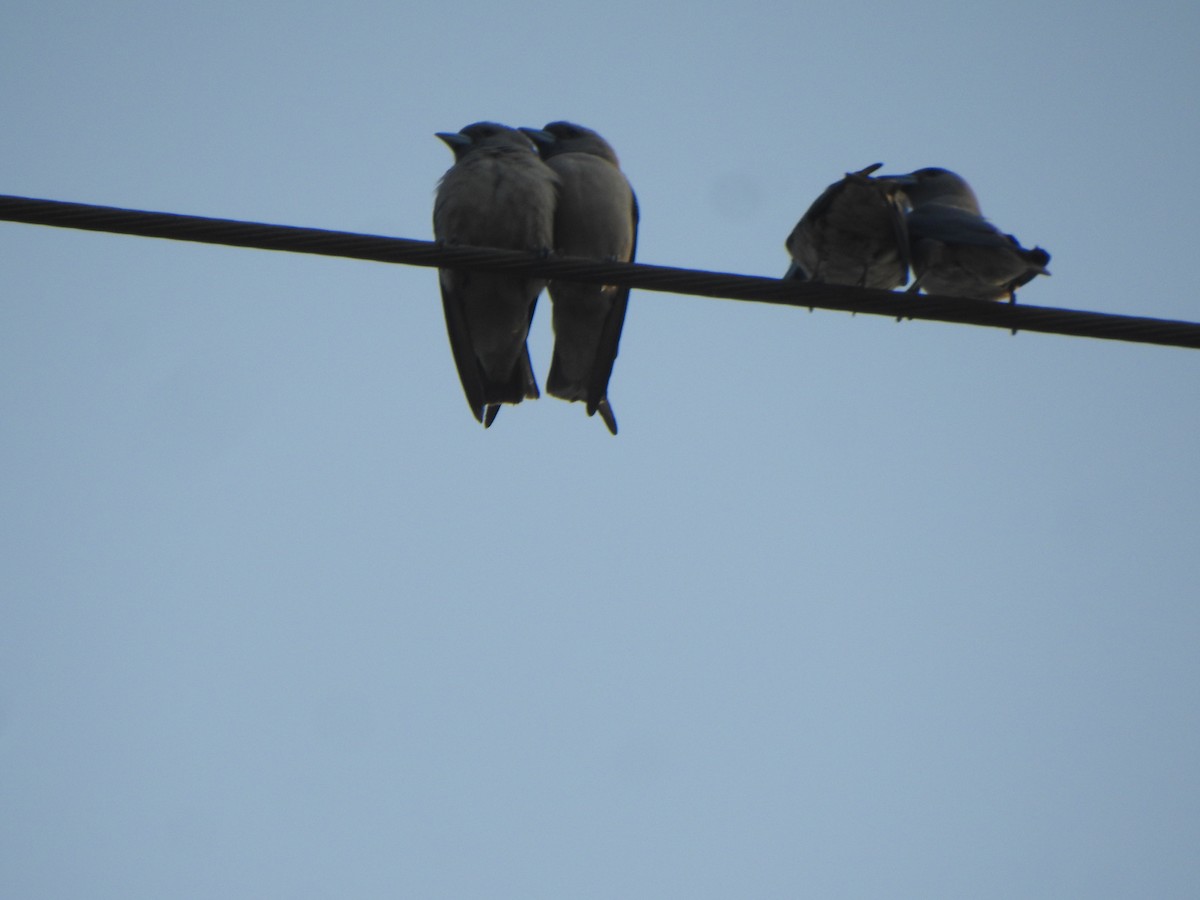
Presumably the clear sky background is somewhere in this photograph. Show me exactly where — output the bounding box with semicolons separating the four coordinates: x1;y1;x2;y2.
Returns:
3;2;1199;897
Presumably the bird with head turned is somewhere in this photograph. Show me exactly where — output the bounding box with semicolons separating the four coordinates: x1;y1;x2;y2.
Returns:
880;167;1050;303
784;162;911;290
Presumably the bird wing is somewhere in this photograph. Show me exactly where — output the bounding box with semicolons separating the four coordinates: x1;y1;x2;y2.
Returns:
907;204;1013;249
438;270;487;424
586;190;638;431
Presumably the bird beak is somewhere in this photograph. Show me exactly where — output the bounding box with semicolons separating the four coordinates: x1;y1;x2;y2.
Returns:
518;127;555;148
435;131;471;150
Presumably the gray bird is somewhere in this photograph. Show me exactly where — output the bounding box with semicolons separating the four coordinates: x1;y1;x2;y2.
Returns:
433;122;559;427
881;167;1050;303
521;122;638;436
783;162;910;289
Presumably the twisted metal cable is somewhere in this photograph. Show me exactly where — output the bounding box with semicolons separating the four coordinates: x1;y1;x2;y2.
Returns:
3;193;1199;350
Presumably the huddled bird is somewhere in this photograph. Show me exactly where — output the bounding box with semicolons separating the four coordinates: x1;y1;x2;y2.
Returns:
433;121;558;427
521;121;638;435
879;166;1050;303
783;163;910;290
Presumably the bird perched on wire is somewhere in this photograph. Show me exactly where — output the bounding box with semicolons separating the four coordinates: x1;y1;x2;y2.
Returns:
880;167;1050;303
783;162;910;289
433;122;559;427
521;121;638;436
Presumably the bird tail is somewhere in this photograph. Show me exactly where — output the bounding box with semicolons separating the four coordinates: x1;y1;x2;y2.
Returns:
485;346;539;405
545;351;583;403
1026;246;1051;275
479;346;539;428
546;351;618;436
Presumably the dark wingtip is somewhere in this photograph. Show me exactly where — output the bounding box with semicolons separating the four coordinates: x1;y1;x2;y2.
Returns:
592;399;618;436
483;404;500;428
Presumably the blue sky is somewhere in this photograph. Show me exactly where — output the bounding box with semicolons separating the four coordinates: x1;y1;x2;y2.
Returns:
3;2;1199;897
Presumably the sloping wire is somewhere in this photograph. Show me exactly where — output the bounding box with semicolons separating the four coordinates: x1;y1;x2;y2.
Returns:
3;193;1199;350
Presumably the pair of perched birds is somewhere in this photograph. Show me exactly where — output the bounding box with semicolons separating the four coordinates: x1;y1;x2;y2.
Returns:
784;163;1050;299
433;121;636;434
433;121;1050;434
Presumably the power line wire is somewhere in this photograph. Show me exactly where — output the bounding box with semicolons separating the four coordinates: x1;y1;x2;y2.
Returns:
3;193;1199;351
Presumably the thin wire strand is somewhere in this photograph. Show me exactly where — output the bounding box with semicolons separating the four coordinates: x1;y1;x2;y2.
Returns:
3;193;1199;350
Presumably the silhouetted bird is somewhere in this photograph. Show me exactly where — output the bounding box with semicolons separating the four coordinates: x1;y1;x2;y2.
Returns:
432;122;559;426
784;163;910;289
522;122;638;435
881;167;1050;303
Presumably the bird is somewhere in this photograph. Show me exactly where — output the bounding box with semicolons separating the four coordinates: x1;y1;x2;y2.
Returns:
432;121;559;427
880;167;1050;303
783;162;911;289
521;122;638;435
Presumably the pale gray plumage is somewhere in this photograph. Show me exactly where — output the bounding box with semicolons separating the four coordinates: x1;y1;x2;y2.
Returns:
521;121;637;435
783;163;910;289
882;167;1050;303
432;122;559;427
